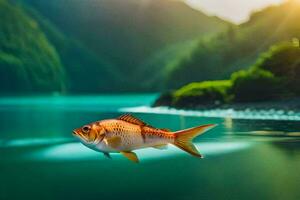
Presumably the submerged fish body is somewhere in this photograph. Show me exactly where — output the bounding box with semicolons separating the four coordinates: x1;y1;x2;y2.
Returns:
73;114;216;163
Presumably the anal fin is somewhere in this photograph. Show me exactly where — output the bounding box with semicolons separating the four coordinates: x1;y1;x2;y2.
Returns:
120;151;139;163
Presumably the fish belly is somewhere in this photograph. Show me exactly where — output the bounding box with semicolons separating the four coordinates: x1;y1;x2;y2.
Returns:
93;131;144;152
94;142;118;153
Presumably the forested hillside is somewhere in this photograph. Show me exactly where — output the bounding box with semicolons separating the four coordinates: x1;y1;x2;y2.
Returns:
21;0;229;91
24;7;121;93
0;0;65;94
7;0;298;94
166;1;300;89
154;41;300;108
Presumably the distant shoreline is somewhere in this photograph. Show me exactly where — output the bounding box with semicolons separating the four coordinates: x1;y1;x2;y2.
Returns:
119;97;299;121
153;97;300;112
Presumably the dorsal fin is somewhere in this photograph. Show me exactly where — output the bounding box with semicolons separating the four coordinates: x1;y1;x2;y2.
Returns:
117;114;166;130
117;114;148;126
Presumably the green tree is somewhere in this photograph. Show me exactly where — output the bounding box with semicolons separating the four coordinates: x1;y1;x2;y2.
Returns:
255;41;300;94
231;68;283;102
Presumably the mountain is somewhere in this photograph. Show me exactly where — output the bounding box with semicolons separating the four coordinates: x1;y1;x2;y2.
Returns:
23;6;121;93
166;1;300;89
0;0;65;94
1;0;123;94
21;0;230;91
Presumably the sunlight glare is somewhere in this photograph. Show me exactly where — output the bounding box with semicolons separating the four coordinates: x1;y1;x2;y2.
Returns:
184;0;284;24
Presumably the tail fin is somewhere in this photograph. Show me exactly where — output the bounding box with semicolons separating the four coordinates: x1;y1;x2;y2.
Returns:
172;124;216;158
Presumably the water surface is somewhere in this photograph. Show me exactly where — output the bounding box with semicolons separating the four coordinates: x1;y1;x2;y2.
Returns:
0;95;299;200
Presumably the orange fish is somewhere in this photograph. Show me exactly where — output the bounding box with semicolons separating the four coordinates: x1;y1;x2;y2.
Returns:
73;114;216;163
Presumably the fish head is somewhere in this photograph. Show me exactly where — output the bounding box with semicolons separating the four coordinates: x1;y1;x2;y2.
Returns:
73;122;105;144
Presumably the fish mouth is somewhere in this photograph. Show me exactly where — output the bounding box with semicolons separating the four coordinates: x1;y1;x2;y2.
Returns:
72;130;78;136
73;130;82;138
73;130;91;144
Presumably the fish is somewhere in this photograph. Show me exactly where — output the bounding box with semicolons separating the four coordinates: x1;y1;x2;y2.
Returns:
73;114;216;163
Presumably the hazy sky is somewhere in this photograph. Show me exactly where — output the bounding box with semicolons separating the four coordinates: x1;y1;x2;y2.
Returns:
185;0;285;24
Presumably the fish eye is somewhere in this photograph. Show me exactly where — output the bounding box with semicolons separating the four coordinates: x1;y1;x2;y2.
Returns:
82;125;91;133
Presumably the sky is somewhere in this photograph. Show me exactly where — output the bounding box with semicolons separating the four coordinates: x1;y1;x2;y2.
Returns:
185;0;285;24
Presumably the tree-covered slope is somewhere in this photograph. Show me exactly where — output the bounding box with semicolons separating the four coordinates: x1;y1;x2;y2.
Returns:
155;41;300;108
0;0;65;94
24;7;121;93
22;0;230;90
166;1;300;89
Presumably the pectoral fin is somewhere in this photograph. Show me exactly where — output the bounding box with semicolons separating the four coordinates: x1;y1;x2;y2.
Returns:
105;136;121;149
120;151;139;163
103;152;111;159
152;144;168;150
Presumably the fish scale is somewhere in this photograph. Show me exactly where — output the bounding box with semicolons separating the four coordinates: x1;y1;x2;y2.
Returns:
101;120;145;150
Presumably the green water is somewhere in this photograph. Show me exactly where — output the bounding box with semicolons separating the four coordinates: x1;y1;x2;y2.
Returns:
0;95;299;200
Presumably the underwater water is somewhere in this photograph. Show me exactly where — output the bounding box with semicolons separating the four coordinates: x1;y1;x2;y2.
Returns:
0;94;299;200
